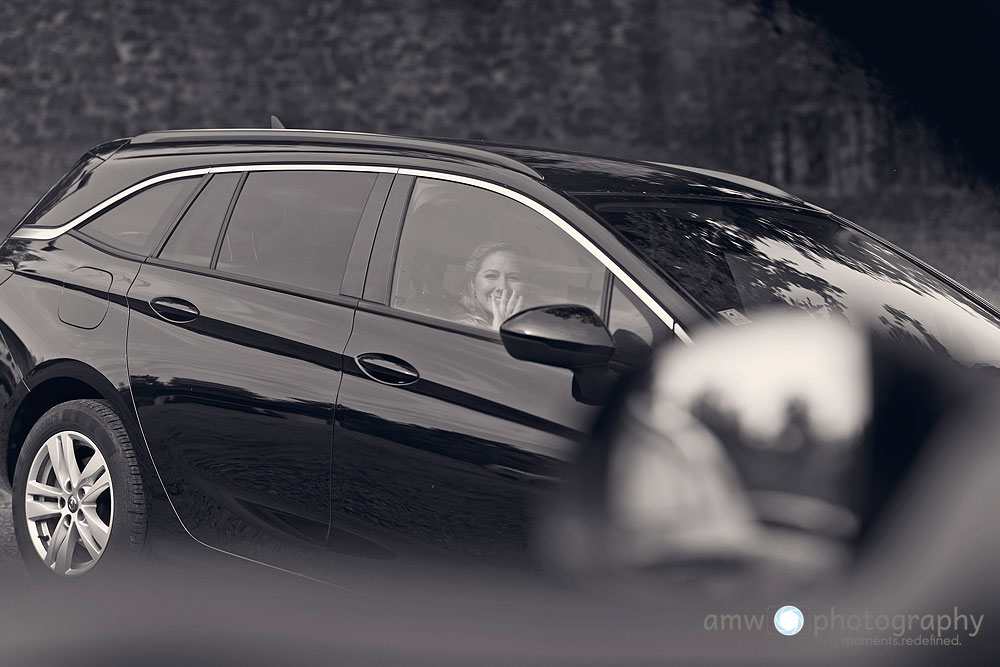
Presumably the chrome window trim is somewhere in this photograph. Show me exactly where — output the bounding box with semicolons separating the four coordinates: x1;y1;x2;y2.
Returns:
399;168;691;343
208;164;399;175
11;168;211;241
10;165;400;242
11;161;690;342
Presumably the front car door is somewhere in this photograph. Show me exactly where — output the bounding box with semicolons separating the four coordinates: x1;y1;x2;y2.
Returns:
331;173;673;567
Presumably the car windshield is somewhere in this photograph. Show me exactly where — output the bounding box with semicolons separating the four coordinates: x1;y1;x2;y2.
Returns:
588;199;1000;367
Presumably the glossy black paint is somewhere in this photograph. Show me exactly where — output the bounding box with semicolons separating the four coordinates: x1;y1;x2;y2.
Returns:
341;173;394;298
355;353;421;386
57;267;114;329
500;305;616;369
148;296;200;323
453;140;803;205
126;262;352;556
333;303;586;565
362;175;413;304
12;129;983;580
0;327;18;456
0;133;805;576
131;130;546;180
0;234;160;504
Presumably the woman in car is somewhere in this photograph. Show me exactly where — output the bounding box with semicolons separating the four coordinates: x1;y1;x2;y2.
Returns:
457;241;529;330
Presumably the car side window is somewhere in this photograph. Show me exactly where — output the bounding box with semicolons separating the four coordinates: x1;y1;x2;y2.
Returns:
216;170;377;294
608;277;671;345
77;177;199;255
158;173;241;267
391;178;607;331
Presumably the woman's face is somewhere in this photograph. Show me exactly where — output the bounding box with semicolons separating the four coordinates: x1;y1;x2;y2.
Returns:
473;251;524;311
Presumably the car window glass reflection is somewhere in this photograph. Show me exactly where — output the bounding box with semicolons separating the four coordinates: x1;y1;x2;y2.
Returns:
159;173;241;267
391;178;607;331
595;202;1000;366
608;278;668;346
217;171;376;294
77;178;198;255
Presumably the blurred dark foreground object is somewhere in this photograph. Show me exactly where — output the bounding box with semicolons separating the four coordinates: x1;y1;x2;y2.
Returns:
542;312;1000;592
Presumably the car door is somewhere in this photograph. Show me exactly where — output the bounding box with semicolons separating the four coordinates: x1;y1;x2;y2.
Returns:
330;173;671;567
126;166;392;568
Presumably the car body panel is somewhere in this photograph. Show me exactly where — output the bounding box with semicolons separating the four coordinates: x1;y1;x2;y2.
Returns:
0;235;143;493
0;327;21;484
118;163;390;566
4;128;997;581
58;266;114;329
0;135;815;573
333;171;618;565
334;303;585;565
126;262;353;559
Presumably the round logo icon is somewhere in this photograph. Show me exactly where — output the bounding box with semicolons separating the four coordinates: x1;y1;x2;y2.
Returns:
774;605;804;636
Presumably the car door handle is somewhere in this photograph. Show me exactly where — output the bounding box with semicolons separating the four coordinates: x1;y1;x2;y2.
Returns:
150;297;201;323
355;353;420;386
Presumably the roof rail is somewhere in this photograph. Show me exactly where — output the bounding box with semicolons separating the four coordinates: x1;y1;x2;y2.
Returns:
130;129;544;180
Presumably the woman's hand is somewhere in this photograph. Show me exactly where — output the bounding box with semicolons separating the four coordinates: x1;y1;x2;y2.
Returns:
490;288;524;330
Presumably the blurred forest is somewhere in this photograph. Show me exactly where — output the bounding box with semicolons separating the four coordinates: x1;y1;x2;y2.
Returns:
0;0;996;303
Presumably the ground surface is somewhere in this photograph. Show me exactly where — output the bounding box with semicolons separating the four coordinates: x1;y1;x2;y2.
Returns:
0;490;26;577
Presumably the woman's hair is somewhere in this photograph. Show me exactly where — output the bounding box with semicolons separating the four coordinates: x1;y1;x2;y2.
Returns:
458;241;530;320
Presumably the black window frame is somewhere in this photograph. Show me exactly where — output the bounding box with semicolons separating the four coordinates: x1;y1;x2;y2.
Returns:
607;275;673;345
72;175;204;259
151;172;238;265
143;167;392;304
367;174;628;344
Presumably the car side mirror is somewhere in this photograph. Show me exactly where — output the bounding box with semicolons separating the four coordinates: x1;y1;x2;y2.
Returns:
499;305;615;370
501;305;618;405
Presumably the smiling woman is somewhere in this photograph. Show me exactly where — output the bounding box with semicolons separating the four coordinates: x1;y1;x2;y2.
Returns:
456;242;529;330
390;178;607;329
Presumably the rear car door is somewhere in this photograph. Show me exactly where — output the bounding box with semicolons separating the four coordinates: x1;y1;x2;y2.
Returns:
331;174;670;566
126;166;391;567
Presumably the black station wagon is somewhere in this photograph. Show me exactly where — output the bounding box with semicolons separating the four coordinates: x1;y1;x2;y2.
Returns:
2;128;999;581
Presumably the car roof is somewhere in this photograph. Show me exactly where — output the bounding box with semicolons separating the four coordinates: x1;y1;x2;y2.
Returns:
125;129;805;207
449;140;803;204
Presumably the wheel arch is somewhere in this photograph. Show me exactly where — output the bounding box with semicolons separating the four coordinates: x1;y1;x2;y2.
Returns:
2;360;141;492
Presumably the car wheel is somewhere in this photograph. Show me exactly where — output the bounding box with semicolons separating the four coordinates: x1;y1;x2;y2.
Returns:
12;399;147;577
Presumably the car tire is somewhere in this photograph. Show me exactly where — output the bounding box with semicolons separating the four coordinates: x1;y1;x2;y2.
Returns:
12;399;147;577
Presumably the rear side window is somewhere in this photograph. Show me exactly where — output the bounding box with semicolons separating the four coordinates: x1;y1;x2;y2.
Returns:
216;170;376;294
158;173;241;267
15;151;107;230
77;178;198;255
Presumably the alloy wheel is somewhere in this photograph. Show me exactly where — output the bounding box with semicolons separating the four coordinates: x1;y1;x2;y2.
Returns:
22;430;114;576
